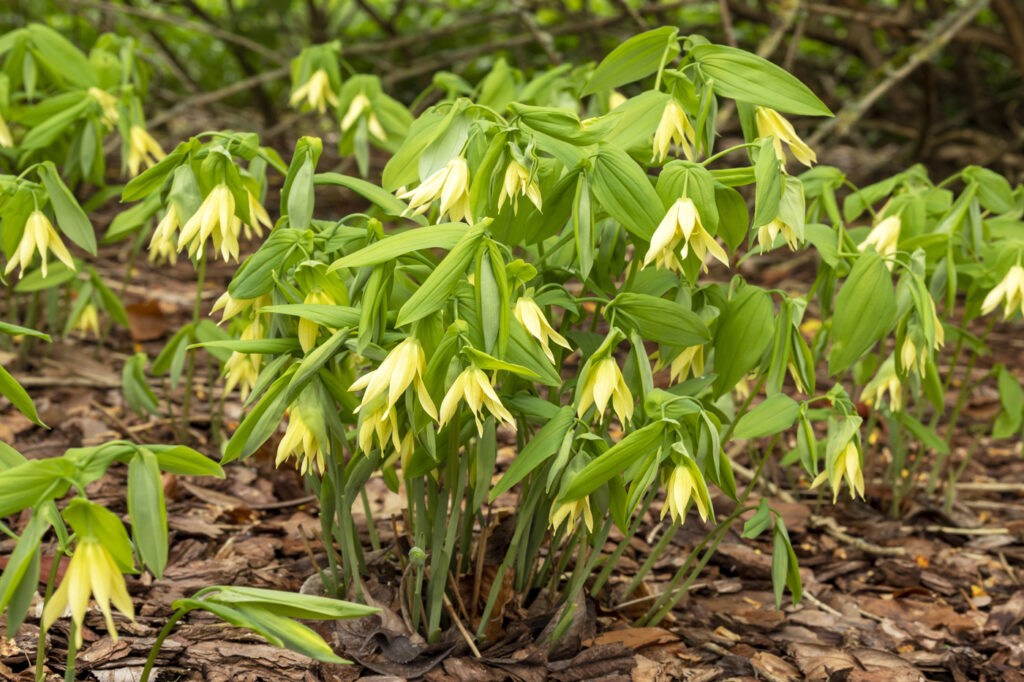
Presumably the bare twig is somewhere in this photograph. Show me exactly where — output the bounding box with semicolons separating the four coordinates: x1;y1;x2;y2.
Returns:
65;0;287;65
810;0;991;145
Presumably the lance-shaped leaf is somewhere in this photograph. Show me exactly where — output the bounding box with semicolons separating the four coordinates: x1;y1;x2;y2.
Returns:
828;250;897;374
581;27;680;95
561;421;666;501
396;223;486;327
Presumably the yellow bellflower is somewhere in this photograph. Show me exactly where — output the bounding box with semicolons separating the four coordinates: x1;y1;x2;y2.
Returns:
349;338;437;420
341;93;387;140
244;190;272;240
644;197;729;273
514;297;570;363
398;157;473;224
661;463;712;524
549;497;594;533
577;356;633;425
88;87;120;126
276;407;326;476
126;126;166;177
981;263;1024;320
148;205;179;265
177;184;243;262
298;289;336;353
860;355;903;412
211;291;256;323
72;303;100;337
669;345;704;383
0;111;13;147
811;439;865;503
652;99;696;163
438;366;516;435
358;402;402;456
756;217;800;252
858;215;901;265
5;211;76;279
222;318;263;401
41;537;135;648
498;160;542;215
290;69;339;114
754;106;816;168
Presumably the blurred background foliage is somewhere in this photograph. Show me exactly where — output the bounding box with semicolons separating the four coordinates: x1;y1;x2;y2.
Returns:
3;0;1022;183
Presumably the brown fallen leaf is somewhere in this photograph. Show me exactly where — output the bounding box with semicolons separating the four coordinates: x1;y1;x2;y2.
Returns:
125;300;167;341
587;626;679;650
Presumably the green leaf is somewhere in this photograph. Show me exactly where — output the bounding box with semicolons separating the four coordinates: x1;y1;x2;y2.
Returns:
330;223;469;269
203;586;379;620
0;321;50;340
288;327;351;397
122;353;161;418
314;172;417;220
152;445;225;477
262;304;360;328
897;412;950;454
751;140;783;229
63;498;135;571
581;27;680;95
223;372;291;463
733;394;799;440
39;161;96;255
192;338;301;354
0;365;44;426
711;286;774;397
395;224;485;327
589;144;663;241
828;251;897;374
286;158;315;230
491;407;575;501
993;365;1023;439
608;292;710;347
27;24;95;88
561;421;666;501
0;511;49;632
128;449;168;578
0;458;72;518
741;498;772;539
690;44;832;116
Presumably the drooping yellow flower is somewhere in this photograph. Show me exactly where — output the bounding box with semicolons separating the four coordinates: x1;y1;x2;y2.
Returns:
211;291;255;323
88;87;120;126
514;297;570;363
0;111;13;147
276;407;326;475
928;297;945;349
438;365;515;435
177;184;243;262
652;99;695;163
243;190;272;240
498;160;542;215
222;319;263;401
148;205;179;265
358;402;402;456
644;197;729;273
577;356;633;425
860;355;903;412
41;537;135;648
669;345;704;383
549;497;594;533
72;303;100;337
754;106;816;168
126;125;166;177
900;335;925;376
661;463;711;524
349;338;437;420
4;211;76;279
298;289;335;353
981;263;1024;320
756;217;800;252
811;438;865;503
858;215;901;264
341;93;387;140
290;69;339;114
398;157;473;224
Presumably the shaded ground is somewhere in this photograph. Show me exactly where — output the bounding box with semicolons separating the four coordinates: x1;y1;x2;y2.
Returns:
2;238;1024;682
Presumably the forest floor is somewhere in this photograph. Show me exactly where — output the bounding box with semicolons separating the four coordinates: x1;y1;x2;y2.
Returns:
2;230;1024;682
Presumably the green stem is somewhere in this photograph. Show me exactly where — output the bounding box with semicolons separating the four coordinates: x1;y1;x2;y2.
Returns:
139;608;190;682
35;552;63;682
63;623;78;682
701;142;760;167
179;252;207;444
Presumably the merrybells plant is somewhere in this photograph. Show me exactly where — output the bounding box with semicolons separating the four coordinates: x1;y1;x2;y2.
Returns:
3;24;1024;672
118;28;1024;648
